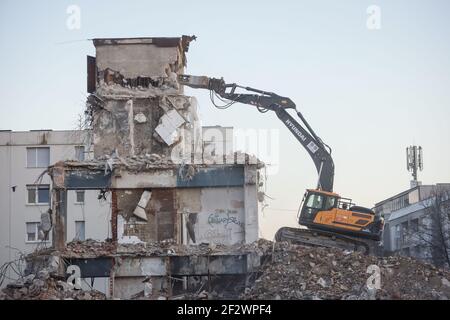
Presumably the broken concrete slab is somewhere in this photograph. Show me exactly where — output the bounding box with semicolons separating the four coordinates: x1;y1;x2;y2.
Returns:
155;109;186;146
133;190;152;221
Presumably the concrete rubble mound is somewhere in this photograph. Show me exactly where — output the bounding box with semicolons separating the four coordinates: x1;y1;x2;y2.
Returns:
0;270;106;300
242;241;450;300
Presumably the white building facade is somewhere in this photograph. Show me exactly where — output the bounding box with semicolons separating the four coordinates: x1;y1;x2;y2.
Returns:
0;130;111;288
374;184;450;266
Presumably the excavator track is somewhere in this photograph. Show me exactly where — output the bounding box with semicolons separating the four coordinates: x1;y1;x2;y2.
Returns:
275;227;375;255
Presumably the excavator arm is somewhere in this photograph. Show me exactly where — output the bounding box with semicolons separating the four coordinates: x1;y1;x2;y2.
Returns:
178;74;335;192
179;74;382;253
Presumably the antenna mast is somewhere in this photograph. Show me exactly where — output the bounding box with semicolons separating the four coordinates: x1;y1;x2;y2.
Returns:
406;145;423;188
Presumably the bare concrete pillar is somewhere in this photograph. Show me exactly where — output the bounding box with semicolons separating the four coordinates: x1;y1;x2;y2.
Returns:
244;166;259;243
52;189;67;251
111;190;118;242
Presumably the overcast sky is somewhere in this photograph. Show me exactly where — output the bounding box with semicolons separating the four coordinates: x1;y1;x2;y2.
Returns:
1;0;449;238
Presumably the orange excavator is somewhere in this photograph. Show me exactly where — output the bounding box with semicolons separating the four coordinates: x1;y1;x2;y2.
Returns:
179;74;384;254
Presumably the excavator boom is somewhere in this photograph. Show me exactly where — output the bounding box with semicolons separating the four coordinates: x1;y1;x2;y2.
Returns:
178;74;335;191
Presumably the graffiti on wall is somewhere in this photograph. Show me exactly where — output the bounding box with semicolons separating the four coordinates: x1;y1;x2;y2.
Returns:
192;208;245;244
207;209;244;229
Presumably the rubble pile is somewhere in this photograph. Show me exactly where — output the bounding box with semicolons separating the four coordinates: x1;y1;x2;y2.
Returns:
61;154;176;172
242;242;450;300
0;269;106;300
58;151;264;173
60;239;272;258
61;239;116;258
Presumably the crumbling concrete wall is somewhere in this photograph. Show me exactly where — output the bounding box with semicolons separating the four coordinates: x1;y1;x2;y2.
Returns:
179;187;246;245
113;165;262;246
89;37;201;160
96;44;181;79
91;97;199;158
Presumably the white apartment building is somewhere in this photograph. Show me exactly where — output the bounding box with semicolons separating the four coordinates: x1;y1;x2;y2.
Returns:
374;183;450;266
0;130;111;289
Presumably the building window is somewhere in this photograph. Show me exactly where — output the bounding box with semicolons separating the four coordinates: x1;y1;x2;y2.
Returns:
27;185;50;204
394;224;401;249
27;147;50;168
75;221;85;241
75;146;85;161
401;221;409;245
420;216;429;229
410;218;419;233
26;222;48;242
401;247;410;256
75;191;85;204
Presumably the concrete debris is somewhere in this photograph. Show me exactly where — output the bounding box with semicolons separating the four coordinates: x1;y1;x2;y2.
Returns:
241;241;450;300
155;109;186;146
95;83;179;99
57;154;173;173
26;239;271;261
132;190;151;221
134;112;147;123
51;151;264;175
0;268;105;300
59;239;117;258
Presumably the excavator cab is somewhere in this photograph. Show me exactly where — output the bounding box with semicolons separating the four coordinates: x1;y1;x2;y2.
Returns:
298;189;383;241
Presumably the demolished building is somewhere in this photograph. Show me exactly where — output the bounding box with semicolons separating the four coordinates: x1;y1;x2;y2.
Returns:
2;35;450;302
30;36;266;299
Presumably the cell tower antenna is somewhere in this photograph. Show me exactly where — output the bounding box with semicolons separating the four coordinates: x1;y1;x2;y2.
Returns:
406;145;423;188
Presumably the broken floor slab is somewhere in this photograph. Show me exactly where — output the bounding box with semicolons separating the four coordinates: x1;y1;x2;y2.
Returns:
18;239;269;299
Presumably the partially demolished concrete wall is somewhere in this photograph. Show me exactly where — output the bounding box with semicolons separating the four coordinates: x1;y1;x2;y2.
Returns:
88;37;201;159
